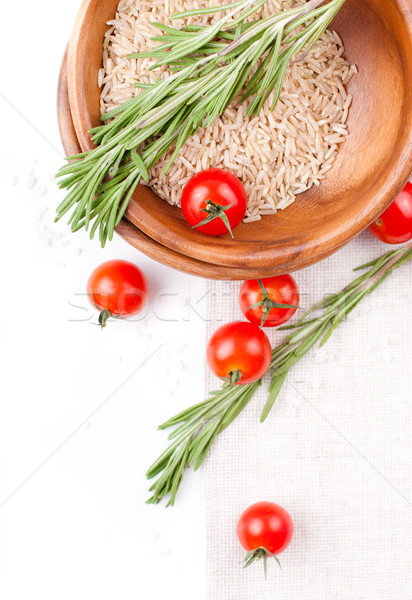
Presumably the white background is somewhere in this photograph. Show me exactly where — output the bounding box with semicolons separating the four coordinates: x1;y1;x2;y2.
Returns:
0;1;411;599
0;1;207;597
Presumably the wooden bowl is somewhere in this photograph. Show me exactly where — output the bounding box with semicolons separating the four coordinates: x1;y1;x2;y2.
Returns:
61;50;334;279
67;0;412;271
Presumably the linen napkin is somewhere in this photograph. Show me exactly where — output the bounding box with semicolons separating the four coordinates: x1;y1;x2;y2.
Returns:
204;230;412;599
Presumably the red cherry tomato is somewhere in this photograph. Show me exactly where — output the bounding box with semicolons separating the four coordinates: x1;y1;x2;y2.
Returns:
237;502;293;572
181;168;247;237
87;260;148;327
368;182;412;244
239;275;299;328
206;321;272;385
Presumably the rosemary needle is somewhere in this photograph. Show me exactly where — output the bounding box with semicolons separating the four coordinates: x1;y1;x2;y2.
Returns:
147;243;412;505
55;0;346;246
146;380;261;506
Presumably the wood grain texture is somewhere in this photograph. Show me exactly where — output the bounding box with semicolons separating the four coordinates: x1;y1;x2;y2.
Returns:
67;0;412;271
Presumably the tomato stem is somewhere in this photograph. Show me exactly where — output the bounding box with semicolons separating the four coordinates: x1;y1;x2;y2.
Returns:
226;368;243;385
242;547;281;579
98;309;112;328
192;199;234;238
247;279;299;327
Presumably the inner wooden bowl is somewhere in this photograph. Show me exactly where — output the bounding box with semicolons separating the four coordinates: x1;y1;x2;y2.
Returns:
68;0;412;271
61;51;336;279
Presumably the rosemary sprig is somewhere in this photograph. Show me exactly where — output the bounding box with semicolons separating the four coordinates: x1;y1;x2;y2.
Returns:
261;242;412;421
147;243;412;505
56;0;346;246
146;380;261;506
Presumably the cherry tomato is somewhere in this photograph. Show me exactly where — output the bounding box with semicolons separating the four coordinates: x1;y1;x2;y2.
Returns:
206;321;271;385
239;275;299;328
181;168;247;237
87;260;148;327
237;502;293;573
368;182;412;244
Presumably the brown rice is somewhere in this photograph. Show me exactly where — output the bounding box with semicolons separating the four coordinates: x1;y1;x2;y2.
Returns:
99;0;357;222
